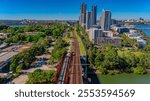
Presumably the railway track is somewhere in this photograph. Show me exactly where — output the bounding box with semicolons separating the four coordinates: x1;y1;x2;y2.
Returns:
70;31;83;84
57;55;69;84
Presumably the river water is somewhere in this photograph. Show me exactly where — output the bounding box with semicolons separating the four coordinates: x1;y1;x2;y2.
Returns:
136;25;150;37
99;25;150;84
10;25;26;27
98;73;150;84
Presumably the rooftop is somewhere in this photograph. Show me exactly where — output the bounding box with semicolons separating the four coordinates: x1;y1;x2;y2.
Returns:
0;52;18;63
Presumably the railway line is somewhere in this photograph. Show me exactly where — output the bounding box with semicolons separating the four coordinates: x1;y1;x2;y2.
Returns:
53;30;83;84
57;53;70;84
70;31;83;84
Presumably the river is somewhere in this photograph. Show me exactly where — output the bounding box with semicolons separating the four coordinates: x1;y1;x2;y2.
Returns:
98;25;150;84
10;25;27;27
136;25;150;37
98;73;150;84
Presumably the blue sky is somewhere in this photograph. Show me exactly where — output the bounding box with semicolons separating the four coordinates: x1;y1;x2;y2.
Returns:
0;0;149;20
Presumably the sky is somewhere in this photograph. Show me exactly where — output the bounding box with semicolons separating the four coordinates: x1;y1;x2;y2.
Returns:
0;0;150;20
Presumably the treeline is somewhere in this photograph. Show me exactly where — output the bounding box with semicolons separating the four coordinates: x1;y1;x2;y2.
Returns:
144;41;150;52
76;24;92;52
1;23;67;43
10;37;51;72
5;32;46;43
26;69;55;84
0;23;67;35
88;46;150;75
0;24;9;30
8;23;68;72
48;23;67;37
121;34;137;47
48;38;68;64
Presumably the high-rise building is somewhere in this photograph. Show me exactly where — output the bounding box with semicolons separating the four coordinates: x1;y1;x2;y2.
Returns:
100;10;111;31
111;19;118;25
81;13;86;28
89;27;103;44
86;11;92;30
91;6;97;25
81;3;87;13
80;3;87;28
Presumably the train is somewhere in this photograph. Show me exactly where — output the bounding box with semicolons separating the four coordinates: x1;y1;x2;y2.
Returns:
57;52;71;84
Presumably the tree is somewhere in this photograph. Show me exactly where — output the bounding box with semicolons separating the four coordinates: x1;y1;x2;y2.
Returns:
53;28;61;36
138;54;150;69
103;46;119;70
16;64;23;72
125;53;139;68
0;24;9;30
10;64;16;72
67;32;71;38
24;26;33;32
129;38;137;48
49;38;67;64
88;47;97;65
9;37;49;72
26;36;33;42
144;41;150;52
26;69;55;84
121;34;129;47
133;66;147;75
98;67;108;75
121;34;137;48
95;53;104;67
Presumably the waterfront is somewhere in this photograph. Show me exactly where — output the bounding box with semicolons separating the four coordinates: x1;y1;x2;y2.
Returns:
136;25;150;37
98;73;150;84
98;25;150;84
10;25;26;27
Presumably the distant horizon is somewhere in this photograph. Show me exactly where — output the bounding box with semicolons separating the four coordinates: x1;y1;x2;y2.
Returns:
0;0;150;20
2;16;148;21
0;18;149;21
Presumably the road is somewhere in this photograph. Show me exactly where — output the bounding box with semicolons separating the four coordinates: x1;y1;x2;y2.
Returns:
0;44;32;71
70;31;83;84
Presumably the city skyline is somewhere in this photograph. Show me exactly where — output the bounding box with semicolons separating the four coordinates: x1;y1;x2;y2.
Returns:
0;0;150;20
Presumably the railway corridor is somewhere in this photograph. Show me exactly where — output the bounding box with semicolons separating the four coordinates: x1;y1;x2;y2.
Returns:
57;54;69;84
70;31;83;84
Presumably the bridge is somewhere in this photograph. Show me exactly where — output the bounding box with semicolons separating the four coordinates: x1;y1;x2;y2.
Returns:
0;52;18;70
136;28;150;30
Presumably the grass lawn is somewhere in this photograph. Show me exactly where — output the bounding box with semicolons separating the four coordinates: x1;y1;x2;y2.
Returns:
118;50;149;57
64;34;69;43
64;32;73;52
64;32;73;43
75;31;86;56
